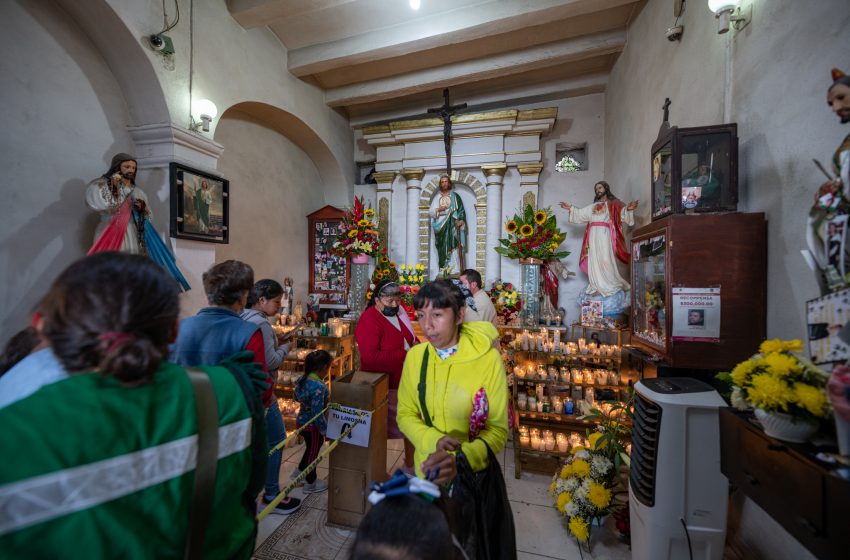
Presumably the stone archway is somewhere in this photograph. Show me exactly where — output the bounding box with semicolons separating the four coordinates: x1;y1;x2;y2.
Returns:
418;170;488;274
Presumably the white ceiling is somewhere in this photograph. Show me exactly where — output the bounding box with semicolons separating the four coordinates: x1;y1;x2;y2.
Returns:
228;0;646;126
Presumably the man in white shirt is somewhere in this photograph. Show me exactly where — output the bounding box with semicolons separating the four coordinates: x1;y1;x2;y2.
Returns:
460;269;497;325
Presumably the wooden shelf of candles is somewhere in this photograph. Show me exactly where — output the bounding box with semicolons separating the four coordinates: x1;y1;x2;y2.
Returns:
501;327;642;478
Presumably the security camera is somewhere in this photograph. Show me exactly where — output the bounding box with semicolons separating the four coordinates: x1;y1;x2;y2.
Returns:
665;25;684;42
148;34;175;55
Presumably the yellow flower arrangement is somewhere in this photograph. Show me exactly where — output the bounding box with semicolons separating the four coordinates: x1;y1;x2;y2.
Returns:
357;219;369;227
347;230;358;238
552;396;634;545
496;204;570;261
381;255;389;263
718;338;829;423
364;208;375;218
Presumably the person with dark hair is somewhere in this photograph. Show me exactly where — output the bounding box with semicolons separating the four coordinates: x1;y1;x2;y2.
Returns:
350;485;457;560
559;181;638;297
460;268;496;325
0;252;266;557
241;279;293;370
171;260;301;515
0;326;42;376
85;153;189;290
241;278;300;510
397;279;508;482
355;279;419;474
0;319;68;408
294;350;332;494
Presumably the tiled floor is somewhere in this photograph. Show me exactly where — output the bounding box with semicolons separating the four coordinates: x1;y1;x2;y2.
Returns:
253;438;631;559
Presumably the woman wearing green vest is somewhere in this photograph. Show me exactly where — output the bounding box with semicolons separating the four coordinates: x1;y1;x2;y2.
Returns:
0;253;267;559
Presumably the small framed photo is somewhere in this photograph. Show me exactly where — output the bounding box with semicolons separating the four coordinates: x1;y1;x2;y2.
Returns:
170;162;229;243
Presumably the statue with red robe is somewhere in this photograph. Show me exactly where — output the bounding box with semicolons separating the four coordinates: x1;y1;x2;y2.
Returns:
559;181;638;297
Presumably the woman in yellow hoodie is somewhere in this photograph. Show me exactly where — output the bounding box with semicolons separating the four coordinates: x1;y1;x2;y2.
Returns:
397;279;508;484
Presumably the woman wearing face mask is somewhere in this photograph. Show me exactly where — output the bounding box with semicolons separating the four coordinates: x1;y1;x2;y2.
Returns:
355;280;419;474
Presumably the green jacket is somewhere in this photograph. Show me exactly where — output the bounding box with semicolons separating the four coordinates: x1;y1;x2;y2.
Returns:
0;360;264;559
397;321;508;476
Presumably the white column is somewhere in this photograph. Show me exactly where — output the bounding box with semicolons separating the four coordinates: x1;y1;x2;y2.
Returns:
372;171;397;257
517;162;544;209
401;168;425;265
482;164;507;283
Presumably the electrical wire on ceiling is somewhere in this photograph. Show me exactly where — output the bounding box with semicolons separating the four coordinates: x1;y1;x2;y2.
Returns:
158;0;180;35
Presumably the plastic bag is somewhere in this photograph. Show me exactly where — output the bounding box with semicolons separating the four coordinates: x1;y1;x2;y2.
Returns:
452;443;517;560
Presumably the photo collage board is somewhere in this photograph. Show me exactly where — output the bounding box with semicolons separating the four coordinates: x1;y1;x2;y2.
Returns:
313;219;347;305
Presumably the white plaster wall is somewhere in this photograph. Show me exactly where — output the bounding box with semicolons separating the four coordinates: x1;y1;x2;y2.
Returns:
212;111;326;314
520;94;606;324
0;0;136;342
57;0;356;197
605;0;850;342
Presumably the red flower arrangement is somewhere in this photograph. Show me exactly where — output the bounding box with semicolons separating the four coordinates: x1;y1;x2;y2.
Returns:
332;196;380;258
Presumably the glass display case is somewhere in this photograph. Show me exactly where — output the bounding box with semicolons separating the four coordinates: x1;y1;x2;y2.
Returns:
631;233;667;352
651;124;738;220
629;213;767;369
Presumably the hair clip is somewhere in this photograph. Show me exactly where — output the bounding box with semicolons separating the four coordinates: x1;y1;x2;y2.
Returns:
367;469;441;505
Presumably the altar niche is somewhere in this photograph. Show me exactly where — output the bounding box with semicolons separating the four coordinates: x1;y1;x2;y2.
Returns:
418;170;487;279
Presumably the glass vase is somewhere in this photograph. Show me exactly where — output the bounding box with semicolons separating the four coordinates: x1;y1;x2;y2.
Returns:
348;258;370;318
519;258;542;327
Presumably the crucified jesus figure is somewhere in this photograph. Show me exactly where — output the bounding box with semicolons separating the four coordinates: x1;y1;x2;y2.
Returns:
427;88;467;174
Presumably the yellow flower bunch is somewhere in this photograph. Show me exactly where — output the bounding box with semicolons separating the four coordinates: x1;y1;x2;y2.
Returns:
496;204;570;261
718;338;829;421
550;397;635;544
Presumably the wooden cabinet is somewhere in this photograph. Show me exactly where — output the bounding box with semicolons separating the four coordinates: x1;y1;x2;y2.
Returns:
629;212;767;369
720;409;850;559
307;205;349;307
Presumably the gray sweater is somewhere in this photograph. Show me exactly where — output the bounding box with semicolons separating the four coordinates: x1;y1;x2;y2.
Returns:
239;308;289;370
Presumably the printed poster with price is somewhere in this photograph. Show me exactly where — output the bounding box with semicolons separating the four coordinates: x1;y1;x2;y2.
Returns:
671;286;721;342
326;405;372;447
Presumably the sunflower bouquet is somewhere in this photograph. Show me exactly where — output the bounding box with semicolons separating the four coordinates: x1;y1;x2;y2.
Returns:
716;339;830;423
495;204;570;261
551;398;632;547
331;196;380;258
366;252;399;302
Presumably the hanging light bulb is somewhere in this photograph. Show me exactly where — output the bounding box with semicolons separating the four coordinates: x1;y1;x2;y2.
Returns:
410;0;421;10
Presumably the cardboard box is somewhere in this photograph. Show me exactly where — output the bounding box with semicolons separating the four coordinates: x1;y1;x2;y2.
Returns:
327;371;388;528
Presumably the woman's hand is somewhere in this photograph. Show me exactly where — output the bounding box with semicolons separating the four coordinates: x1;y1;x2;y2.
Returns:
421;438;459;485
436;435;460;452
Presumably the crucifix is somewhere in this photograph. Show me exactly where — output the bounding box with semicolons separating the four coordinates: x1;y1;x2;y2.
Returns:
662;98;671;123
427;88;467;174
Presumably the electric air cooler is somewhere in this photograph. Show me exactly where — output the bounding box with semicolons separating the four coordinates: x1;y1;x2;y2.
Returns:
630;378;729;560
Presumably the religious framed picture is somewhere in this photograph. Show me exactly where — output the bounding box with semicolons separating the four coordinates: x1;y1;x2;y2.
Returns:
169;162;229;243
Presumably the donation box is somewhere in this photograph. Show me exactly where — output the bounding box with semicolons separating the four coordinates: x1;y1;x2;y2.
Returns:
327;371;388;528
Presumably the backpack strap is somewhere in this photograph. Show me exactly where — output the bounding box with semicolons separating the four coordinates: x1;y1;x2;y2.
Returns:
418;350;432;428
184;367;220;560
